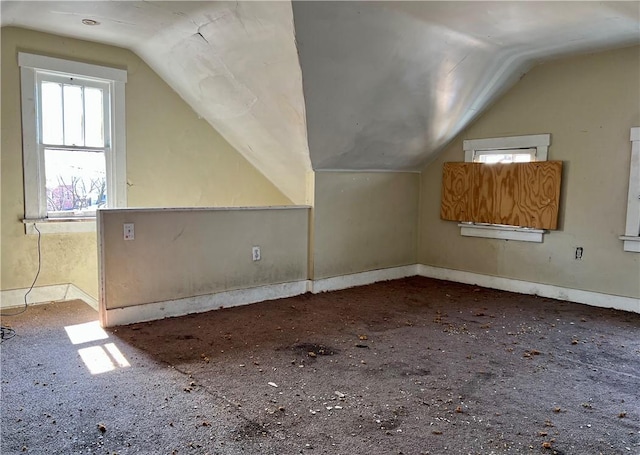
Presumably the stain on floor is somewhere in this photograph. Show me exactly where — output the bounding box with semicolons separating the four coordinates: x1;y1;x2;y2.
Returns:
2;277;639;454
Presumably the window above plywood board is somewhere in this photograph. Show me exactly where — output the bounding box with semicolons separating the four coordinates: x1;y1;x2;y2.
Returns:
440;161;563;239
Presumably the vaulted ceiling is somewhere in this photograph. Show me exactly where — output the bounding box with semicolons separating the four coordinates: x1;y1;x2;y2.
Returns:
2;1;639;203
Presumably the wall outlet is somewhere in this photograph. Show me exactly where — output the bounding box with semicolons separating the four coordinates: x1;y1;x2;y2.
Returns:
124;223;135;241
575;247;583;260
252;246;261;261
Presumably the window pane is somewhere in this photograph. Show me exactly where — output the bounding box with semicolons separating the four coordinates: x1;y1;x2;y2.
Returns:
84;87;104;147
63;85;84;146
512;154;532;163
41;82;63;145
44;149;106;214
475;153;533;164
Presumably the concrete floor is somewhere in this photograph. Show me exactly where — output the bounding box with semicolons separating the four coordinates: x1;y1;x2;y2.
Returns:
1;277;639;455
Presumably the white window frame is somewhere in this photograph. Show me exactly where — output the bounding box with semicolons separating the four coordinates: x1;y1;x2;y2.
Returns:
619;127;640;252
19;52;127;234
460;134;551;243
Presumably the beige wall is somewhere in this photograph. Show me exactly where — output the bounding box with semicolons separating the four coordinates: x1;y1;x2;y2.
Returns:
419;45;640;298
313;172;419;279
0;27;290;299
99;207;309;309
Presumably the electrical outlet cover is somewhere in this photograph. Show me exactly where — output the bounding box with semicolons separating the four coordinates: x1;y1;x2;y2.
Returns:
124;223;135;241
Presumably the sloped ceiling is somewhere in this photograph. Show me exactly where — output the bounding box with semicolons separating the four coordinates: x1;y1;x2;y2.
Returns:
294;1;640;170
1;1;311;203
2;1;639;200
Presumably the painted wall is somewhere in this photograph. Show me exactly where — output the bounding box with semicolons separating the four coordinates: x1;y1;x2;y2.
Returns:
0;27;291;300
293;1;639;172
313;172;419;279
419;45;640;299
141;1;312;204
99;207;309;310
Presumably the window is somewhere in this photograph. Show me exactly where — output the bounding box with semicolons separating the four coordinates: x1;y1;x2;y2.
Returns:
19;53;126;233
472;148;536;164
460;134;551;242
620;127;640;252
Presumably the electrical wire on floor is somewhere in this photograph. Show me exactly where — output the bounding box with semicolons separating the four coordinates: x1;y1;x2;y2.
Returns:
1;326;16;343
1;224;41;341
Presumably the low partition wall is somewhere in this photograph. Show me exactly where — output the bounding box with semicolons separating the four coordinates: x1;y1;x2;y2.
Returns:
97;205;638;327
98;206;310;327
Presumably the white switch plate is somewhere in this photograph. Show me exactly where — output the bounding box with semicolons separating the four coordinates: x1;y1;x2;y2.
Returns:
252;246;261;261
124;223;135;241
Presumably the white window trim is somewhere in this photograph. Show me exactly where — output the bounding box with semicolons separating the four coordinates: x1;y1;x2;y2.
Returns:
620;127;640;252
463;134;549;162
460;133;551;243
19;52;127;234
23;218;96;235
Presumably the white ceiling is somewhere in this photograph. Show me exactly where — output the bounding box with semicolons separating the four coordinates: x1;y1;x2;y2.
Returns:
2;1;639;201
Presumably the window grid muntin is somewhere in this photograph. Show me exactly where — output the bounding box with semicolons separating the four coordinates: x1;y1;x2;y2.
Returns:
35;72;112;217
36;72;111;150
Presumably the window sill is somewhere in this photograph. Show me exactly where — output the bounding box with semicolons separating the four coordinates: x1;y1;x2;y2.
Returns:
459;223;546;243
23;218;96;235
619;235;640;253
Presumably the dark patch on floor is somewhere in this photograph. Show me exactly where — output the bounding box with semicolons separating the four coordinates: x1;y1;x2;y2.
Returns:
2;277;639;454
291;343;338;356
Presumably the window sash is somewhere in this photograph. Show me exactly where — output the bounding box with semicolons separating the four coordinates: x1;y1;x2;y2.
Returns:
19;52;126;222
472;147;537;163
456;134;552;241
42;146;109;217
36;74;111;218
36;73;111;150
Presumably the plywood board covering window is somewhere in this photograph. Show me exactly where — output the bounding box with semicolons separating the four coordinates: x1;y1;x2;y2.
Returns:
441;161;562;230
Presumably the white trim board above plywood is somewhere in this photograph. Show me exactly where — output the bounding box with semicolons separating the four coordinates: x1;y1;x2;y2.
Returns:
417;265;639;314
0;284;98;311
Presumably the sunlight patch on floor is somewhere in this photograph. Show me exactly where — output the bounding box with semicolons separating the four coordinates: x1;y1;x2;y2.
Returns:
65;321;131;374
64;321;108;345
77;343;130;375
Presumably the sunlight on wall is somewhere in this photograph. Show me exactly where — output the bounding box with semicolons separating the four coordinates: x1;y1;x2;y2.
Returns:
65;321;130;375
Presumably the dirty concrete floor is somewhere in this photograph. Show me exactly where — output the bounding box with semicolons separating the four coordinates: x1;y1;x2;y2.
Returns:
1;277;639;455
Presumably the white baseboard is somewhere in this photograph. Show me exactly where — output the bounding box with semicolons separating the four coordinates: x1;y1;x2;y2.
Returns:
102;280;310;327
311;265;419;294
65;285;99;310
101;266;419;327
0;283;98;310
417;265;640;314
8;265;635;330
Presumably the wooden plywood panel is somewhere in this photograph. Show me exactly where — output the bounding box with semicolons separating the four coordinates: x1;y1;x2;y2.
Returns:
441;162;473;221
517;161;562;229
472;163;522;225
440;161;562;230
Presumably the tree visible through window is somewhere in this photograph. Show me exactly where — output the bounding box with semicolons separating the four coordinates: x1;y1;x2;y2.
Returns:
40;76;109;216
19;53;127;224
